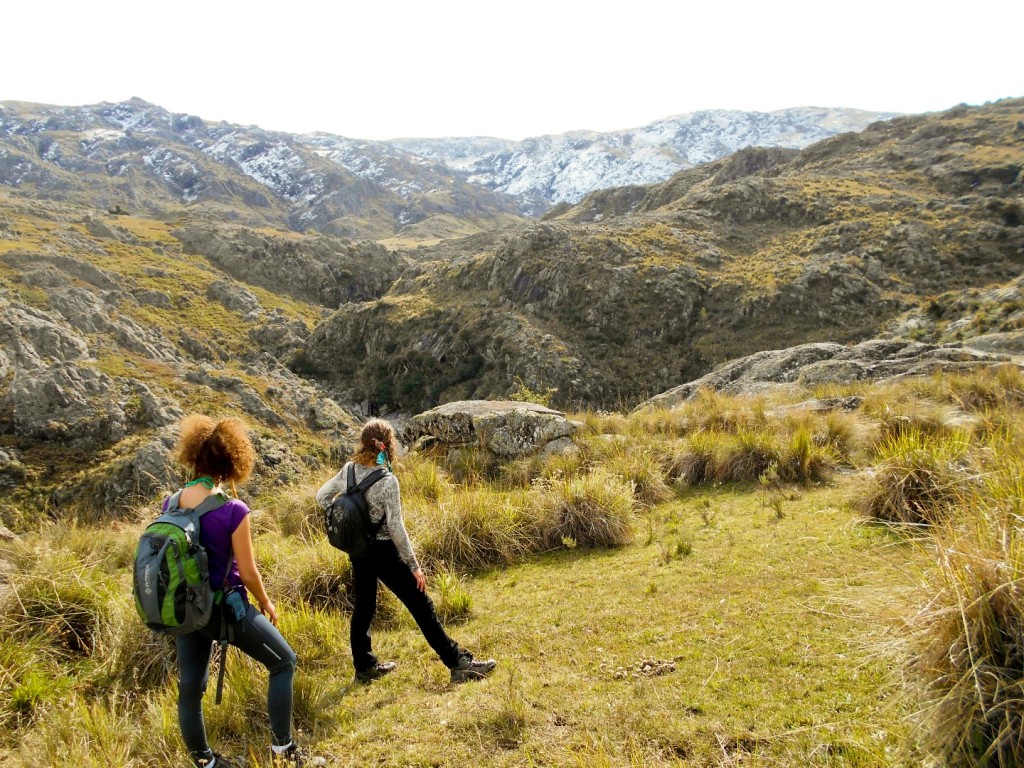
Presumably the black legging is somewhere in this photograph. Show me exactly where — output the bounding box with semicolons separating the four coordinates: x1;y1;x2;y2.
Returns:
350;540;462;671
176;603;296;764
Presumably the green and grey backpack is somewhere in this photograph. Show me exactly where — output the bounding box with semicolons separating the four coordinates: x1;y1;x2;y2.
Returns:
133;490;228;636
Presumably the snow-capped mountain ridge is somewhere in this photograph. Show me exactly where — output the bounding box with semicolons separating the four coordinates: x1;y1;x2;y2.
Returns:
393;107;900;211
0;98;897;230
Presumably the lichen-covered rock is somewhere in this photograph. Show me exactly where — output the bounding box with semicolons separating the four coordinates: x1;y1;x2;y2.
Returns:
638;339;1019;409
404;400;577;458
207;278;261;314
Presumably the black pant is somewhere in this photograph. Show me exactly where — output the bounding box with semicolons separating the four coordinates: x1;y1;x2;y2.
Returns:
350;540;462;671
176;603;296;764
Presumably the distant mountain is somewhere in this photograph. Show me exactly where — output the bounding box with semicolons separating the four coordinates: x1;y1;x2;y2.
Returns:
0;98;526;241
0;99;898;234
393;107;900;213
302;99;1024;410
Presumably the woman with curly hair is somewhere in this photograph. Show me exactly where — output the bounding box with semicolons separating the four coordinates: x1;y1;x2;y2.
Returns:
316;418;496;684
170;415;306;767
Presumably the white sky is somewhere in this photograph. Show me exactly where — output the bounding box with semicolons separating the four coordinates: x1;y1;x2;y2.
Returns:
5;0;1022;140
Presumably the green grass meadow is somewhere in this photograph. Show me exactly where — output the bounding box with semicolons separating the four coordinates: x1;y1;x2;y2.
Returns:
5;366;1024;766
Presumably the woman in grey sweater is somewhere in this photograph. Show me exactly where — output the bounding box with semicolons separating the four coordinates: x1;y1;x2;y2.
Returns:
316;418;496;684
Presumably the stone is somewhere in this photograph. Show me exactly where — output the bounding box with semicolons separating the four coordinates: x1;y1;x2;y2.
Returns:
637;339;1019;409
404;400;577;458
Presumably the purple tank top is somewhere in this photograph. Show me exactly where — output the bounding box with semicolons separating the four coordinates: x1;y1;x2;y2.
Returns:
162;494;249;599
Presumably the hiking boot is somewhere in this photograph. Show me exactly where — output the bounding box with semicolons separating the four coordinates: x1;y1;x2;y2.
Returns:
450;654;497;683
272;742;323;766
196;753;242;768
353;660;397;684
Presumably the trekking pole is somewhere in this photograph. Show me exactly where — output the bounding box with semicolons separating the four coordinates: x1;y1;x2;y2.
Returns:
215;638;228;704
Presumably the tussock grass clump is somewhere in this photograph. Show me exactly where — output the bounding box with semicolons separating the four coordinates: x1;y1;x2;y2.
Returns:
575;410;628;437
535;468;635;550
675;388;767;435
859;428;973;526
602;447;674;508
623;407;688;439
397;453;454;502
260;480;326;540
4;564;114;657
714;428;784;483
432;566;473;624
915;518;1024;767
862;390;958;447
412;489;538;571
667;431;720;486
96;599;177;692
812;410;865;461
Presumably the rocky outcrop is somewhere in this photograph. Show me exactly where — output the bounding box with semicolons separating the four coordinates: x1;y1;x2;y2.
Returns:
174;223;407;308
637;339;1020;409
403;400;577;458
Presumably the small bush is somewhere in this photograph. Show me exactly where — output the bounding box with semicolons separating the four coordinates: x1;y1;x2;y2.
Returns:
668;431;720;486
413;489;538;571
915;518;1024;766
859;428;973;526
535;469;634;550
715;428;783;484
432;566;473;624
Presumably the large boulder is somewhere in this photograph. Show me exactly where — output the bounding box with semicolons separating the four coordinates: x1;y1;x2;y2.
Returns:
403;400;577;458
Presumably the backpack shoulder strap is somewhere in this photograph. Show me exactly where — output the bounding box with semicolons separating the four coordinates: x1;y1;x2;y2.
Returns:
354;468;388;493
346;462;357;493
193;492;230;518
165;489;184;514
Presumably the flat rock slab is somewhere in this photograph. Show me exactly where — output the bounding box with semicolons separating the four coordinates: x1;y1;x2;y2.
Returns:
636;339;1020;410
404;400;576;458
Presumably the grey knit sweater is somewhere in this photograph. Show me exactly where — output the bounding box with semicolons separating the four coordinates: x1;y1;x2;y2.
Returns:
315;461;420;571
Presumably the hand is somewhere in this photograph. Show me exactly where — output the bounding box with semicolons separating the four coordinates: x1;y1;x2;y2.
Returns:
259;598;279;626
413;569;427;593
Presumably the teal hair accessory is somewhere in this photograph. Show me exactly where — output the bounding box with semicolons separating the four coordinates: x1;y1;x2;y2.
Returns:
376;451;387;466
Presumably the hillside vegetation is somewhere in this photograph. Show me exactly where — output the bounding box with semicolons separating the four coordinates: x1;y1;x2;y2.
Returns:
303;99;1024;411
3;368;1024;765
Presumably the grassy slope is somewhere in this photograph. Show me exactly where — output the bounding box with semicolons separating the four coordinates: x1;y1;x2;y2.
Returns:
0;477;925;768
320;480;921;767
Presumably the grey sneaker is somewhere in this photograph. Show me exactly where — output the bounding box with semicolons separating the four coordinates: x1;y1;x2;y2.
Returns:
354;661;397;684
450;655;497;683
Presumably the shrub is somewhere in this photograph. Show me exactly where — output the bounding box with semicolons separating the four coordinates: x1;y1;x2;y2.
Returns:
715;428;783;484
914;518;1024;766
603;447;673;508
667;431;721;487
432;566;473;624
535;469;634;550
412;489;538;571
859;428;973;526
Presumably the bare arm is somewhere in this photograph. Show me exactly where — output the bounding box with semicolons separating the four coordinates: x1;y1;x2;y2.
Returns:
231;515;278;625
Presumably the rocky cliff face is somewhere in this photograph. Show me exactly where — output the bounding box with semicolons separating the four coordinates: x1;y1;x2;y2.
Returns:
0;200;366;517
0;98;1021;523
303;99;1024;412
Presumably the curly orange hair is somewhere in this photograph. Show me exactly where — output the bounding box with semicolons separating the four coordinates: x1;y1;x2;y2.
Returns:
174;414;256;484
352;418;399;467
